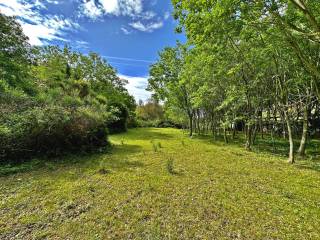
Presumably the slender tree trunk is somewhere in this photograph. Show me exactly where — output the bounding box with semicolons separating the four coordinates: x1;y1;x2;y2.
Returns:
224;127;228;144
212;125;216;140
298;105;309;157
232;123;236;140
271;125;276;153
260;111;264;139
197;110;201;134
245;124;252;151
252;124;258;145
284;110;295;164
267;106;271;136
189;113;193;137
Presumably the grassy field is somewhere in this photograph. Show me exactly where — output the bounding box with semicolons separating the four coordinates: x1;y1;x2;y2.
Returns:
0;128;320;239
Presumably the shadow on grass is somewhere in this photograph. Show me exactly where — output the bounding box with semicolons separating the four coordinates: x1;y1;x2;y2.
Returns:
191;132;320;156
295;158;320;172
112;128;175;141
190;132;320;172
0;144;144;177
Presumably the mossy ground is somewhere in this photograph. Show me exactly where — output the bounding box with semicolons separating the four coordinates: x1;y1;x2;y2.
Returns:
0;128;320;239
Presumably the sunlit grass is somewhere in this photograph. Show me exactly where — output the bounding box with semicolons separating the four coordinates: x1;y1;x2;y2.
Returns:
0;128;319;239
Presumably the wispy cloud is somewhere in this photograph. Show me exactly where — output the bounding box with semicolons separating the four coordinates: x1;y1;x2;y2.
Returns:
0;0;80;45
120;26;132;35
164;11;170;20
139;11;156;20
74;40;89;49
79;0;164;33
118;74;151;102
104;56;154;63
129;21;163;33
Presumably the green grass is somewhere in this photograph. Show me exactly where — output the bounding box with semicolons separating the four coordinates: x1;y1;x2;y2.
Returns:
0;128;320;239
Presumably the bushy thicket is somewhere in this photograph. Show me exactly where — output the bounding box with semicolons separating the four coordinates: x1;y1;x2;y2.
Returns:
136;119;183;129
0;14;136;162
135;99;183;129
0;101;109;160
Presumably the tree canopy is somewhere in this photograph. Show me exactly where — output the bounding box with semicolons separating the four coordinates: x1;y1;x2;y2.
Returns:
148;0;320;163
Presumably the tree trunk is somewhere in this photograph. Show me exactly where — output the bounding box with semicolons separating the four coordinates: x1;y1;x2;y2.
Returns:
284;110;295;164
224;127;228;144
298;105;308;157
232;124;236;140
197;113;201;134
245;124;252;151
260;111;264;139
271;125;276;153
252;124;258;145
189;113;193;137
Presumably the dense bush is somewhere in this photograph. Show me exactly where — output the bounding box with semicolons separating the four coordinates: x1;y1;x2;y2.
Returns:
136;119;184;129
0;14;136;162
0;104;109;162
107;103;129;134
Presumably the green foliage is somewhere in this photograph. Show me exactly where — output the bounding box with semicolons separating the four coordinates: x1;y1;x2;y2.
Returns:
152;142;158;152
0;15;136;162
166;157;176;175
136;99;164;121
0;14;33;93
148;0;320;161
106;103;129;134
135;99;181;129
0;105;109;161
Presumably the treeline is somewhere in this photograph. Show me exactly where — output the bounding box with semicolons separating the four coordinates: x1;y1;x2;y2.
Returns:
0;14;135;162
148;0;320;163
135;99;184;128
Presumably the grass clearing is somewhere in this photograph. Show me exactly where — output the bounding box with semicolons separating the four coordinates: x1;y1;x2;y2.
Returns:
0;128;320;239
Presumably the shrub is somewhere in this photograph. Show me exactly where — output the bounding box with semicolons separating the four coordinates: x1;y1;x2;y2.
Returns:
136;119;184;129
0;105;109;162
166;158;176;175
152;143;158;152
107;103;129;134
157;120;184;129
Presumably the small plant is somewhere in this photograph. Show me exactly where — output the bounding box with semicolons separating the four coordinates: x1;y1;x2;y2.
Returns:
181;140;185;146
121;140;124;145
157;142;162;148
98;168;110;175
166;158;176;175
152;143;158;152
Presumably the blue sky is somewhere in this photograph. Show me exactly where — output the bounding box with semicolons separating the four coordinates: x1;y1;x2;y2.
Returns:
0;0;185;101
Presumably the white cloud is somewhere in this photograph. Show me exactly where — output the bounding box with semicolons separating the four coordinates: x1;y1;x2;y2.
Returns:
79;0;164;33
118;74;151;102
81;0;103;20
129;21;163;32
120;27;132;35
80;0;143;19
74;40;89;49
46;0;59;4
0;0;80;45
139;11;156;20
21;22;64;45
100;0;119;15
164;11;170;20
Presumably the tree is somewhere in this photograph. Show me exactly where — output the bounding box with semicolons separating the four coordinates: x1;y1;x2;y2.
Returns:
0;13;32;93
170;0;320;162
148;44;195;136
